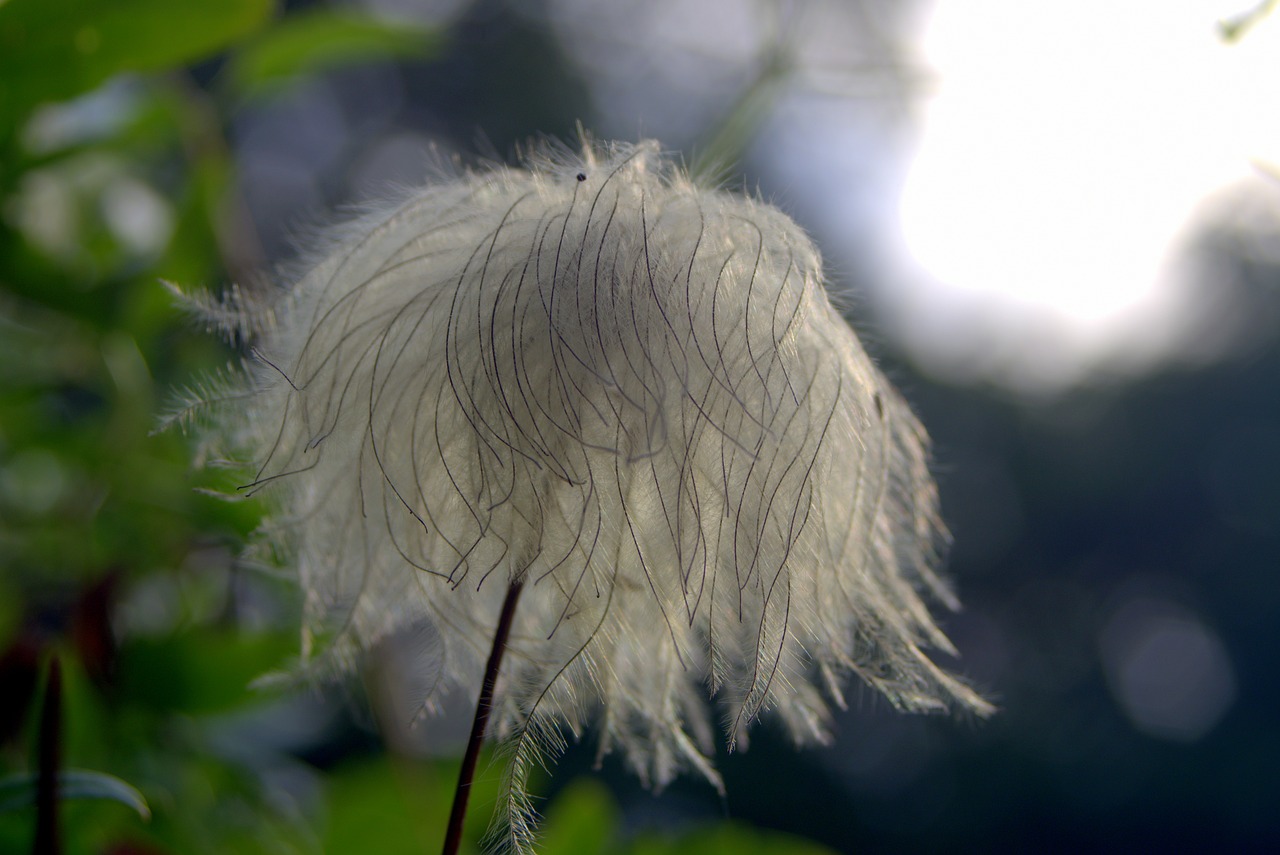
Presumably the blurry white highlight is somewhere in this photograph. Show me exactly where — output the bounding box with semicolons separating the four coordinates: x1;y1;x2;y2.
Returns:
900;0;1280;386
178;139;990;850
1100;596;1236;742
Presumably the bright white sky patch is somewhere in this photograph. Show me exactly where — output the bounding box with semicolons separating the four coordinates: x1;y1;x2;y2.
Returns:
898;0;1280;388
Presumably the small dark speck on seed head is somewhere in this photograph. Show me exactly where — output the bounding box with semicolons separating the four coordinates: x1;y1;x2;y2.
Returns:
576;172;587;182
874;392;883;418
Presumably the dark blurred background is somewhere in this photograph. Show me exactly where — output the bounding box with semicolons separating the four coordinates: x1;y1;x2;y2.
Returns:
2;1;1278;853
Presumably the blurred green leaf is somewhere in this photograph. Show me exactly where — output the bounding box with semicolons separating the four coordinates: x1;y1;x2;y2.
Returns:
538;778;619;855
630;822;839;855
1219;0;1278;41
0;769;150;819
0;0;275;125
116;630;294;714
323;756;443;855
690;47;790;183
228;10;441;96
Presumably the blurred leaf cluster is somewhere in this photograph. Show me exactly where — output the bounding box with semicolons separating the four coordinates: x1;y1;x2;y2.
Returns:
0;1;836;852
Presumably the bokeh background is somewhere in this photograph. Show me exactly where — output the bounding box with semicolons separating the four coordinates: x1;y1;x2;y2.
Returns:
2;1;1278;853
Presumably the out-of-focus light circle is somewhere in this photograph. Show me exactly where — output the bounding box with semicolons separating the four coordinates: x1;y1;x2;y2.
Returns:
1099;597;1236;742
898;0;1280;388
101;176;173;258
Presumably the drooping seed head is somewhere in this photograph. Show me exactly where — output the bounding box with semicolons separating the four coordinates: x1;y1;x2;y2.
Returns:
178;138;991;853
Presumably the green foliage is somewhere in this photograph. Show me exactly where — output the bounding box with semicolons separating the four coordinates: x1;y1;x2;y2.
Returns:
536;779;619;855
627;824;839;855
0;770;151;820
322;756;456;855
228;9;442;97
1218;0;1278;41
0;0;276;127
115;630;297;714
0;1;839;852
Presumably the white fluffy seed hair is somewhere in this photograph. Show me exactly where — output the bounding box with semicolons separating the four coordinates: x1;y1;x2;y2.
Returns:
179;138;991;852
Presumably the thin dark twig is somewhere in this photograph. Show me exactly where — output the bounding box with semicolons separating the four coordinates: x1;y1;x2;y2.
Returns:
34;656;62;855
442;581;523;855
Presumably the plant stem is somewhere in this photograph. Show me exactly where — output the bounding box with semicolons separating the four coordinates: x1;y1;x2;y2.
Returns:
34;655;61;855
441;582;523;855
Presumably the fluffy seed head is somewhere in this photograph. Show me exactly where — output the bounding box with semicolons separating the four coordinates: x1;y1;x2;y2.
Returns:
185;138;990;851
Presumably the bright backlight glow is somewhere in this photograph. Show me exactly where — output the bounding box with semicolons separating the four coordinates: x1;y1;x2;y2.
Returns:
899;0;1280;387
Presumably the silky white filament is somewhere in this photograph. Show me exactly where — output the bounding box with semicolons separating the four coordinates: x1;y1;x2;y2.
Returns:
181;138;991;852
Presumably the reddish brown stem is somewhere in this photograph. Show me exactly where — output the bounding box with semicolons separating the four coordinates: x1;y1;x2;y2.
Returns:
441;582;523;855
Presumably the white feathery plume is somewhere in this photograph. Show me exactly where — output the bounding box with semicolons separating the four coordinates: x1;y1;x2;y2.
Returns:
184;138;991;852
